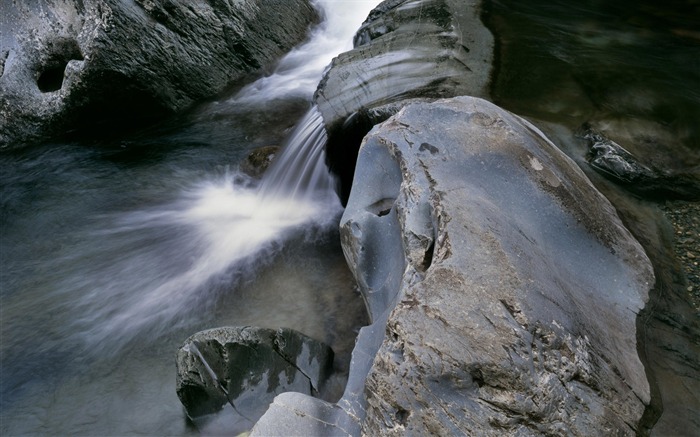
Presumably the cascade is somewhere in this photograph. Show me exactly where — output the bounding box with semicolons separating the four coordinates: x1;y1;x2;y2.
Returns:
67;0;378;353
0;1;381;435
258;105;336;202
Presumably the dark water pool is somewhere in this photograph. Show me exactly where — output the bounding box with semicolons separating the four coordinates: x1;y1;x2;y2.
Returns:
487;0;700;172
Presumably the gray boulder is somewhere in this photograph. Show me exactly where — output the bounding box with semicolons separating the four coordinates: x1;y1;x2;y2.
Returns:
352;96;653;435
311;0;494;201
252;96;654;435
176;326;333;435
0;0;318;148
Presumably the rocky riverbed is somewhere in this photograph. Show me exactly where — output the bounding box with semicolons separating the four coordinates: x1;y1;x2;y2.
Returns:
2;0;698;435
663;201;700;311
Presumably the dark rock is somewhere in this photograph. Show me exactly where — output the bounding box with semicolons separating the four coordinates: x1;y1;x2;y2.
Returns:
176;326;333;435
634;200;700;435
252;96;654;435
582;125;700;201
241;145;280;178
0;0;319;148
312;0;494;202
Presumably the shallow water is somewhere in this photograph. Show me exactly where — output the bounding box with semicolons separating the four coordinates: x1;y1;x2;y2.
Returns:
0;1;380;435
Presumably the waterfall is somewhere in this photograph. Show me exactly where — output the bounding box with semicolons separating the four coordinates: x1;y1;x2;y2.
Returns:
258;106;335;201
5;0;377;355
0;1;381;435
66;0;383;354
233;0;375;102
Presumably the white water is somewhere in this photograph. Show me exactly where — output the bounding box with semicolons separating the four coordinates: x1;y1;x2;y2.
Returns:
234;0;378;102
259;106;335;199
70;171;341;353
1;2;379;435
70;0;382;354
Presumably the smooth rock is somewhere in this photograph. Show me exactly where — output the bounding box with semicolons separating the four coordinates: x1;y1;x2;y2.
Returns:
312;0;494;202
253;96;654;435
176;326;333;435
0;0;318;148
582;124;700;201
351;96;653;435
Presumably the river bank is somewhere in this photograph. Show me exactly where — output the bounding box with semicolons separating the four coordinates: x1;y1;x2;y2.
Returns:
663;201;700;311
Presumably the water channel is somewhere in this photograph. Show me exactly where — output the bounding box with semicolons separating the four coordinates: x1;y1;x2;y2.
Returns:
1;0;698;435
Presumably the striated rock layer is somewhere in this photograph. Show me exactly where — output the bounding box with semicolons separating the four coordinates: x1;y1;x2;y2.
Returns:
252;96;654;436
0;0;318;148
312;0;494;202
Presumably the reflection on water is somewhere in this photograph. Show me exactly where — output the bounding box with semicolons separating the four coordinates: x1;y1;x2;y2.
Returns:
487;0;700;173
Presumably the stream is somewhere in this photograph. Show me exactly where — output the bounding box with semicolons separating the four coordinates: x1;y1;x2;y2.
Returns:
1;0;698;435
0;1;380;435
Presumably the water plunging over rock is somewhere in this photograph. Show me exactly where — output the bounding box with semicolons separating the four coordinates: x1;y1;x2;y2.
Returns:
313;0;494;201
258;106;337;203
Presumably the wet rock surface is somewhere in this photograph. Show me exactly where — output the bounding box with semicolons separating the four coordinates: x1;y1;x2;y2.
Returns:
635;199;700;436
355;97;653;435
252;96;655;435
663;201;700;310
176;326;333;435
312;0;494;201
0;0;318;148
241;145;280;178
582;125;700;201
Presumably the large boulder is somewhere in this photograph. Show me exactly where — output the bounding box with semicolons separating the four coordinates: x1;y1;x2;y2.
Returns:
351;96;653;435
0;0;318;148
312;0;494;201
251;96;654;435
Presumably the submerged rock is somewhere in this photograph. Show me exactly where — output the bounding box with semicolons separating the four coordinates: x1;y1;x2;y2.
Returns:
312;0;494;201
176;326;333;435
241;145;280;178
582;125;700;201
0;0;318;148
252;96;654;435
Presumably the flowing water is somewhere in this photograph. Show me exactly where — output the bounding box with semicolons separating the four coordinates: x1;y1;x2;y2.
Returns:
0;1;380;435
3;0;698;435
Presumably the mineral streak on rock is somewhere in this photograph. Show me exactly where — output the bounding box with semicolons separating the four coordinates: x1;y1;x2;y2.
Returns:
0;0;319;148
